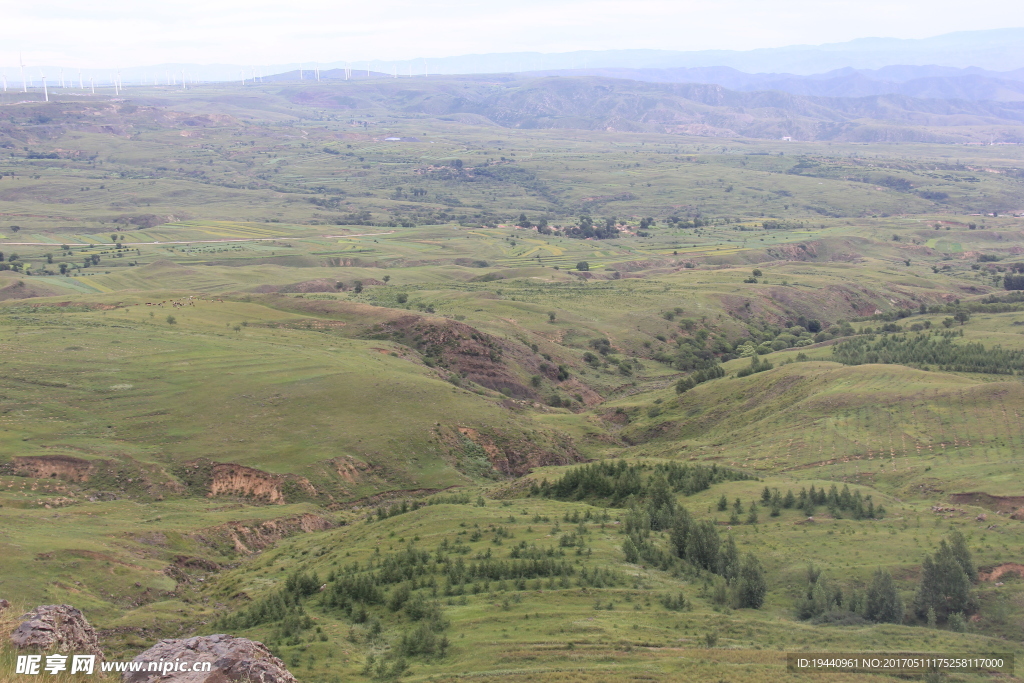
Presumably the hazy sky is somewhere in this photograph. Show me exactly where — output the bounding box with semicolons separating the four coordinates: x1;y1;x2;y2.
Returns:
2;0;1023;68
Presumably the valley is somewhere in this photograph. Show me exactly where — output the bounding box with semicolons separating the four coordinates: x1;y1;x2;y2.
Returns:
1;80;1023;682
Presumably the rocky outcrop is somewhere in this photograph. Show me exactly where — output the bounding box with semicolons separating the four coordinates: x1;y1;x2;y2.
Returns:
10;605;103;657
122;635;295;683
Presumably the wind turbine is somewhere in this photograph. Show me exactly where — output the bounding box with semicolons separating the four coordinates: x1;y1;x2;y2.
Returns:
78;69;83;89
20;53;26;92
41;73;48;101
90;77;95;94
181;70;186;90
2;70;6;92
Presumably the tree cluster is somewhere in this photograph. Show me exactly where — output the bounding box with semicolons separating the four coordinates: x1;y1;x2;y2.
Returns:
534;460;752;505
562;215;620;240
619;488;767;609
797;565;903;624
736;356;773;377
675;362;725;393
833;333;1024;374
760;484;883;519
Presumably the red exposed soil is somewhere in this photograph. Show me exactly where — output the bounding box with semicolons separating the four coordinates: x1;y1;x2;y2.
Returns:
949;492;1024;512
7;455;95;482
374;315;535;398
208;463;315;504
447;425;585;477
978;564;1024;581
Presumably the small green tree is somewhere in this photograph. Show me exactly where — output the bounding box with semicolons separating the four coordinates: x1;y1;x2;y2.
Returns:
575;261;589;272
622;536;640;563
684;520;720;572
354;280;364;293
675;377;695;394
735;553;767;608
166;315;177;325
864;568;904;624
948;612;967;632
717;494;728;511
947;529;977;582
719;534;739;581
915;535;977;621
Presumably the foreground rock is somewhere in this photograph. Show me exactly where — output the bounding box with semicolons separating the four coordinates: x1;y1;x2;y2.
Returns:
10;605;103;657
123;635;296;683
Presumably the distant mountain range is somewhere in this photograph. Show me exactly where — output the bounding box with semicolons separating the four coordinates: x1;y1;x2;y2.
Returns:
355;28;1024;76
9;27;1024;89
260;63;1024;103
514;66;1024;103
263;76;1024;143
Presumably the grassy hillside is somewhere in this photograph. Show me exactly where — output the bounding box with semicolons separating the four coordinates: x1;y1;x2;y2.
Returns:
1;83;1024;682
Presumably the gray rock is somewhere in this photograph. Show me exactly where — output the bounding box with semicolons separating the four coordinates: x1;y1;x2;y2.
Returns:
10;605;103;657
123;634;296;683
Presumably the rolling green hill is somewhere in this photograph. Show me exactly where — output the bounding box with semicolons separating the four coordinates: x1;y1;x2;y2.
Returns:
1;83;1024;683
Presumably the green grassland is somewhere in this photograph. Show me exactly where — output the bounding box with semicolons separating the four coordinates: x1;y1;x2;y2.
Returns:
1;82;1024;682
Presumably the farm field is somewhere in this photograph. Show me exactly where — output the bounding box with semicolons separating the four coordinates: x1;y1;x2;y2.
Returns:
1;79;1024;682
